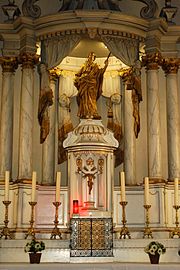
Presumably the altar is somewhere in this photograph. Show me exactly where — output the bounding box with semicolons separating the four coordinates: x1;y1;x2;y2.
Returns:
1;0;180;267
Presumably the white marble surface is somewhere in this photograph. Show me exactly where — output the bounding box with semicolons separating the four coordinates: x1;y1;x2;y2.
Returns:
0;72;14;177
18;68;34;179
0;263;180;270
124;85;136;185
166;73;180;179
0;238;179;264
147;69;162;178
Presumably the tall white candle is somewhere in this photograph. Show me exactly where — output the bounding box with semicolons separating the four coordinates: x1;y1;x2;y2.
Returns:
174;178;179;206
4;171;10;201
56;172;61;202
31;171;36;202
120;171;126;202
144;177;149;205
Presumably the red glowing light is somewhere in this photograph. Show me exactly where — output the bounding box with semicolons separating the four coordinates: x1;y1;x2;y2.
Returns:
73;200;79;214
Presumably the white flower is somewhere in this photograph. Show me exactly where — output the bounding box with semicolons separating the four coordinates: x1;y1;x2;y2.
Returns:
35;243;41;250
151;244;157;252
149;248;156;255
157;248;162;255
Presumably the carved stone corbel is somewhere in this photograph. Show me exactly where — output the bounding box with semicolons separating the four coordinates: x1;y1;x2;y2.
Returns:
22;0;41;18
133;0;158;19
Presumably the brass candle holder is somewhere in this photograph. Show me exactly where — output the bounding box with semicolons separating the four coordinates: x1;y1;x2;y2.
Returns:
25;201;37;239
50;201;62;239
119;201;131;239
0;201;13;239
143;204;153;238
170;205;180;238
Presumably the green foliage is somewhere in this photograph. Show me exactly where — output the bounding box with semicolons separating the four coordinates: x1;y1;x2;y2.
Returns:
144;241;166;255
24;239;45;253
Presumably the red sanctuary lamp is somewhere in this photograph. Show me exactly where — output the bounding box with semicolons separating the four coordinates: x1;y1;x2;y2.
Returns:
73;200;79;214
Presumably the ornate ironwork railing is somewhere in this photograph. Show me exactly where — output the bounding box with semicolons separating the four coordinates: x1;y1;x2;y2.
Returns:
70;218;113;257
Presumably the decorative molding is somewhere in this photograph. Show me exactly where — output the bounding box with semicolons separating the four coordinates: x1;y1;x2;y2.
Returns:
22;0;41;18
38;28;144;43
133;0;158;19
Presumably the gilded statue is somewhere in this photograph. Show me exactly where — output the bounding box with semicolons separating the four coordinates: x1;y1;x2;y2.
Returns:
74;52;110;119
122;60;142;138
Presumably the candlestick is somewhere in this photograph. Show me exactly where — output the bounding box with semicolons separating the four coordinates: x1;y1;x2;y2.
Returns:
55;172;61;202
31;171;36;202
143;204;153;238
170;205;180;238
4;171;10;201
144;177;149;205
174;178;179;206
120;171;126;202
0;201;13;239
50;202;62;239
119;201;131;239
25;201;37;239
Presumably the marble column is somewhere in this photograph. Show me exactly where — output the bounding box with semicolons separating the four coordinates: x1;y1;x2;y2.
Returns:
143;53;162;180
162;59;180;180
18;53;39;181
0;57;18;178
42;74;56;185
124;82;136;185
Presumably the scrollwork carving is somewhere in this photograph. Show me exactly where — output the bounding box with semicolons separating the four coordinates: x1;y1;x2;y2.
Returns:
22;0;41;18
133;0;158;19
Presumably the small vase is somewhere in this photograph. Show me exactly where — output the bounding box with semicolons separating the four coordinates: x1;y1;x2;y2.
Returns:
148;253;160;264
29;252;42;264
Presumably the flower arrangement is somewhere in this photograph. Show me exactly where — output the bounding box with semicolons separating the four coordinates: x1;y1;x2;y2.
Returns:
24;239;45;254
144;241;166;256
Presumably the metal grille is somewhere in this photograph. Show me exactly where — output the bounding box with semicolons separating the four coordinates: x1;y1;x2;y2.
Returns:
70;218;113;257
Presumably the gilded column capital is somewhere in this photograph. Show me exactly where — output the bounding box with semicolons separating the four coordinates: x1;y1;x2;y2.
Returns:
162;58;180;75
49;68;59;81
19;52;39;69
142;52;162;70
0;57;18;73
